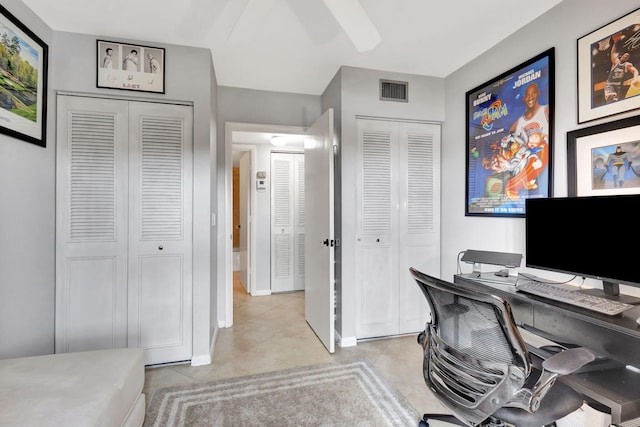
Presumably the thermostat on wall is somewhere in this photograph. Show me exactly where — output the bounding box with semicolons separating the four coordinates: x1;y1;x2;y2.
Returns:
256;171;267;191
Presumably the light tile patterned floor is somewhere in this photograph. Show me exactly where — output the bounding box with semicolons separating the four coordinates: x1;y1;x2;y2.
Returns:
143;272;450;425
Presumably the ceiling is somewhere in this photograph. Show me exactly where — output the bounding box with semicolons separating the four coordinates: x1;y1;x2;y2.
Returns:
22;0;565;96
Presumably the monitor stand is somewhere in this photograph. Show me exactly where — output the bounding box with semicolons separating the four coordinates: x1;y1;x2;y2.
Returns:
469;263;482;278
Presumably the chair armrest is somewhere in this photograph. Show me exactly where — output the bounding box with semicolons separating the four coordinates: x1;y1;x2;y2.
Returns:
528;347;596;412
542;347;596;375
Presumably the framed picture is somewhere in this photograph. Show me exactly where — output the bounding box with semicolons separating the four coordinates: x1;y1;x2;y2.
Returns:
567;115;640;196
0;4;48;147
465;48;554;217
577;7;640;123
97;40;165;94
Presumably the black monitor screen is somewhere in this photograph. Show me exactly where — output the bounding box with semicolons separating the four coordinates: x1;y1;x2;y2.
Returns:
525;194;640;290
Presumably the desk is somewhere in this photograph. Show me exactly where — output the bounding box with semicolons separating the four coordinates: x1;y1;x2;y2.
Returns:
454;273;640;425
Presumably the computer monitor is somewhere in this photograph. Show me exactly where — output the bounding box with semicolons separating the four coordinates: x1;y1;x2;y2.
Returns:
525;194;640;303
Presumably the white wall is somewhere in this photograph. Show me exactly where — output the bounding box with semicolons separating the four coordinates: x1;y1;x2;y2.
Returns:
441;0;640;292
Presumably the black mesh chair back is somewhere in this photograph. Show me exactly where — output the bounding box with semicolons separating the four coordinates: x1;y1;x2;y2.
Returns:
410;267;595;427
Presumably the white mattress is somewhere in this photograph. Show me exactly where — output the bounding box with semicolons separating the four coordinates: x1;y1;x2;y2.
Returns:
0;348;145;427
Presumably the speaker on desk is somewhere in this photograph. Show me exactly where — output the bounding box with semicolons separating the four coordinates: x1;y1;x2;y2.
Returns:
461;249;522;277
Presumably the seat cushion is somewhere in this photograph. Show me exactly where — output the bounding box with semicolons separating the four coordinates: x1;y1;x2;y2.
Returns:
0;348;145;427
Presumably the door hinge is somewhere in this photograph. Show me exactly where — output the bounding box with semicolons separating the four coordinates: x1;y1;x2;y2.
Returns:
323;239;339;247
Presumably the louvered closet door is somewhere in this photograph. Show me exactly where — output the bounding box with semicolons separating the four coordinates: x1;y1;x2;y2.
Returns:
56;95;193;365
355;119;399;338
55;95;129;353
270;152;305;292
397;122;440;334
128;102;193;365
355;119;440;339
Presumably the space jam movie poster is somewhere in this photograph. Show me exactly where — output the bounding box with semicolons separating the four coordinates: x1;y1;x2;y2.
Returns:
465;48;554;217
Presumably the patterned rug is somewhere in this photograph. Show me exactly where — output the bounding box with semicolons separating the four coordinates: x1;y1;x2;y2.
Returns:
144;360;420;427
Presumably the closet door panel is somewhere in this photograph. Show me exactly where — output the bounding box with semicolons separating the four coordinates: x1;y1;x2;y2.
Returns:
128;102;193;365
138;254;184;348
294;154;305;290
55;95;129;353
271;153;295;292
398;123;440;333
355;119;398;338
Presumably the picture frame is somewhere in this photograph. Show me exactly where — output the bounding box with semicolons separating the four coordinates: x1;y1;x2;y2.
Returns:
567;115;640;196
97;40;165;94
577;7;640;123
0;4;48;147
465;48;554;217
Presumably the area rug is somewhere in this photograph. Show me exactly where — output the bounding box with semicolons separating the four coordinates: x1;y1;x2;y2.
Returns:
144;360;421;426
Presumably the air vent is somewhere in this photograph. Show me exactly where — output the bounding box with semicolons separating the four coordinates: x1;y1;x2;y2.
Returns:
380;79;408;102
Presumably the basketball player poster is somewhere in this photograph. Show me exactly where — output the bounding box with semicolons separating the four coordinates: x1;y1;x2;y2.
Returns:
578;7;640;123
465;48;554;217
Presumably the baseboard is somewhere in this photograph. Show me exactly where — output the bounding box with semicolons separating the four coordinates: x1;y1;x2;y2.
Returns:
251;290;271;296
338;334;357;348
191;325;218;366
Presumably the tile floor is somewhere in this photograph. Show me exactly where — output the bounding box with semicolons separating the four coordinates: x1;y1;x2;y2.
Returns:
143;272;451;425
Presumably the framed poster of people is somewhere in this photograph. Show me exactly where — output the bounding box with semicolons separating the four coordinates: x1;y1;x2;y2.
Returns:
577;7;640;123
0;4;48;147
97;40;165;94
465;48;554;218
567;115;640;197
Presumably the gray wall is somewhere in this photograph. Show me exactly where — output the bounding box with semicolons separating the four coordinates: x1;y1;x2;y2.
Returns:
0;0;55;358
441;0;640;297
0;0;218;362
327;66;445;343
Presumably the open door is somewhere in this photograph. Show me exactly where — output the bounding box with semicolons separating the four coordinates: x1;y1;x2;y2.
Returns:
304;108;335;353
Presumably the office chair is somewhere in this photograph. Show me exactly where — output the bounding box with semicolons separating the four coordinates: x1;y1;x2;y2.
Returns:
409;267;596;427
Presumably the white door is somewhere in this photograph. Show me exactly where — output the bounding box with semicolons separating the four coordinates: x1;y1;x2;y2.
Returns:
127;102;193;365
55;95;129;353
355;118;440;339
270;152;305;292
304;109;335;353
56;95;193;365
355;119;397;338
397;123;440;334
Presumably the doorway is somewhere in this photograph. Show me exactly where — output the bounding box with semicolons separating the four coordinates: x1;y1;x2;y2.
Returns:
225;122;307;327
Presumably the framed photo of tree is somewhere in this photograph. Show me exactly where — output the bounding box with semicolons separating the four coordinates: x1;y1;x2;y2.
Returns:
0;4;48;147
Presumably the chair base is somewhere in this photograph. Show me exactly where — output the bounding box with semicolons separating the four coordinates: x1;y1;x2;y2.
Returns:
419;413;558;427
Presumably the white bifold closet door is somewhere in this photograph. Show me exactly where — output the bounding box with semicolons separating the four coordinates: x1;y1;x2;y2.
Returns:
55;95;193;366
270;152;305;292
355;118;441;339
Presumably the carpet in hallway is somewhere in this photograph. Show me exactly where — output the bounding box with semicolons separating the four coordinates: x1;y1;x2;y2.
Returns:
144;360;420;426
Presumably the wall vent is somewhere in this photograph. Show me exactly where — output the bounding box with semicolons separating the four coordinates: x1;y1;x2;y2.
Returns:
380;79;408;102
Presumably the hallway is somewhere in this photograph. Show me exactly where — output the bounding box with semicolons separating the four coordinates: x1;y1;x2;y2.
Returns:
143;272;447;420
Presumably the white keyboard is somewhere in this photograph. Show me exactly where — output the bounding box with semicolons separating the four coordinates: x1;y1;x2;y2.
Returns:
516;280;634;316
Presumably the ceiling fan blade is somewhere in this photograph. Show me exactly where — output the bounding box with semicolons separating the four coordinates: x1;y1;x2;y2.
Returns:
322;0;381;52
228;0;278;45
286;0;341;44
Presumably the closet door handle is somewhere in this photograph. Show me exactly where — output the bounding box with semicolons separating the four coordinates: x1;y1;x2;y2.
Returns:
158;245;164;251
